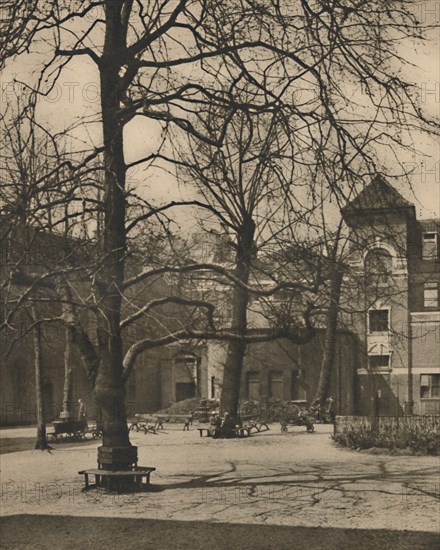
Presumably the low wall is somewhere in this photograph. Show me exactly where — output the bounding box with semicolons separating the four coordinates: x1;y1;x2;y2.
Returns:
334;415;440;435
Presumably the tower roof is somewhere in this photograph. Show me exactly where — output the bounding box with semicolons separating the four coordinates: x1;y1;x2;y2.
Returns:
342;175;414;216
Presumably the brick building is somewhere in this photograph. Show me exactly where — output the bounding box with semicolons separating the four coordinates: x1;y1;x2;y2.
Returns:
135;176;438;418
341;175;440;416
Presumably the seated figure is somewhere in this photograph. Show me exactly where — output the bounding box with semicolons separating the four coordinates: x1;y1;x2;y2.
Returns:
208;412;222;436
212;412;236;439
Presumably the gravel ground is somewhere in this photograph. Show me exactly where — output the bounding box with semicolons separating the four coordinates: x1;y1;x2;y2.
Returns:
1;423;439;549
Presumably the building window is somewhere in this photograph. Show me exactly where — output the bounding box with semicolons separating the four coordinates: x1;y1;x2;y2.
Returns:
364;248;393;283
369;355;390;370
369;309;389;332
291;370;307;401
424;282;439;308
420;374;440;398
422;233;438;261
246;371;260;400
269;370;284;400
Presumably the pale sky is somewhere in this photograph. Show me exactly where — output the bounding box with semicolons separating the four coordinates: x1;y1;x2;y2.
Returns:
1;1;438;228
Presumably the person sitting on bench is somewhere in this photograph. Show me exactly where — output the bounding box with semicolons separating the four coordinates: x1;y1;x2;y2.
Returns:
213;412;236;439
208;412;222;437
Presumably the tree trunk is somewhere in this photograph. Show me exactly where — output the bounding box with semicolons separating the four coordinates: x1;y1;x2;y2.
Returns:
33;318;49;450
56;279;79;421
61;324;74;420
220;216;255;422
93;3;135;473
314;268;343;407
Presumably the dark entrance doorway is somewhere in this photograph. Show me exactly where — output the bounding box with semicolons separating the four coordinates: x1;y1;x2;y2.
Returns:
174;353;199;401
175;382;196;402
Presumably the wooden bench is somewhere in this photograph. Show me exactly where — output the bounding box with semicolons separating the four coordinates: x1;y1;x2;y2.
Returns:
78;467;156;490
198;427;250;438
128;417;157;434
245;421;269;433
156;414;193;430
280;417;314;433
48;420;88;441
85;423;102;439
130;414;193;432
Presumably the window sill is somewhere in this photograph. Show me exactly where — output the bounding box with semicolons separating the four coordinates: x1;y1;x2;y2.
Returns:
369;368;392;374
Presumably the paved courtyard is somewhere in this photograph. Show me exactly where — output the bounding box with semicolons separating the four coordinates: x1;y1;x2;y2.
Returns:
1;423;439;549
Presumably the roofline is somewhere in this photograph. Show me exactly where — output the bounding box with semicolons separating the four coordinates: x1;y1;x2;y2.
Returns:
342;204;416;220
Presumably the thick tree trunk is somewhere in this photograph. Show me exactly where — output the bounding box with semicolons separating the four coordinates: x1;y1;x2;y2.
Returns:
314;268;343;407
93;4;135;472
220;216;255;422
33;319;49;450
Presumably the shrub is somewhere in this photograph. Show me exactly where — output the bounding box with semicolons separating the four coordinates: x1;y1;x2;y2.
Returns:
333;419;440;455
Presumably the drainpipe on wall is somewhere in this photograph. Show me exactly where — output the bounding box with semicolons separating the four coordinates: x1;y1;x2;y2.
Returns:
405;308;414;415
196;357;202;398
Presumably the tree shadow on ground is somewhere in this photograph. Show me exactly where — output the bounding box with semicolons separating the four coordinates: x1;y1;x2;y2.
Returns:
141;459;440;509
0;436;99;454
244;431;316;438
1;515;438;550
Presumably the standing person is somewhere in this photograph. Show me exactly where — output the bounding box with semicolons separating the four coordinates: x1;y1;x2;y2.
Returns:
78;398;88;428
325;397;336;423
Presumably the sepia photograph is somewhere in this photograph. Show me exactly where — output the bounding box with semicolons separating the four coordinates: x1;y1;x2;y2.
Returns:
0;1;439;549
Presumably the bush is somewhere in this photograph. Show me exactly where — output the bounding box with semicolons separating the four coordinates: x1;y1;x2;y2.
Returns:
157;398;219;415
333;420;440;455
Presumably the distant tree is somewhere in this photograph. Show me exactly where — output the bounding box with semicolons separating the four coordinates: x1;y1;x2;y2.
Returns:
175;105;321;418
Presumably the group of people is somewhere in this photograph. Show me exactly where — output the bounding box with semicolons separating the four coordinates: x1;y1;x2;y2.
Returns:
208;411;236;438
309;396;336;423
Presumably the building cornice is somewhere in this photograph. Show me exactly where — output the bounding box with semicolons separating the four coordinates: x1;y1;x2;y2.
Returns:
410;311;440;323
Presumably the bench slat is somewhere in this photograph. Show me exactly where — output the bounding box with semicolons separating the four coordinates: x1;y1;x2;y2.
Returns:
79;467;155;476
